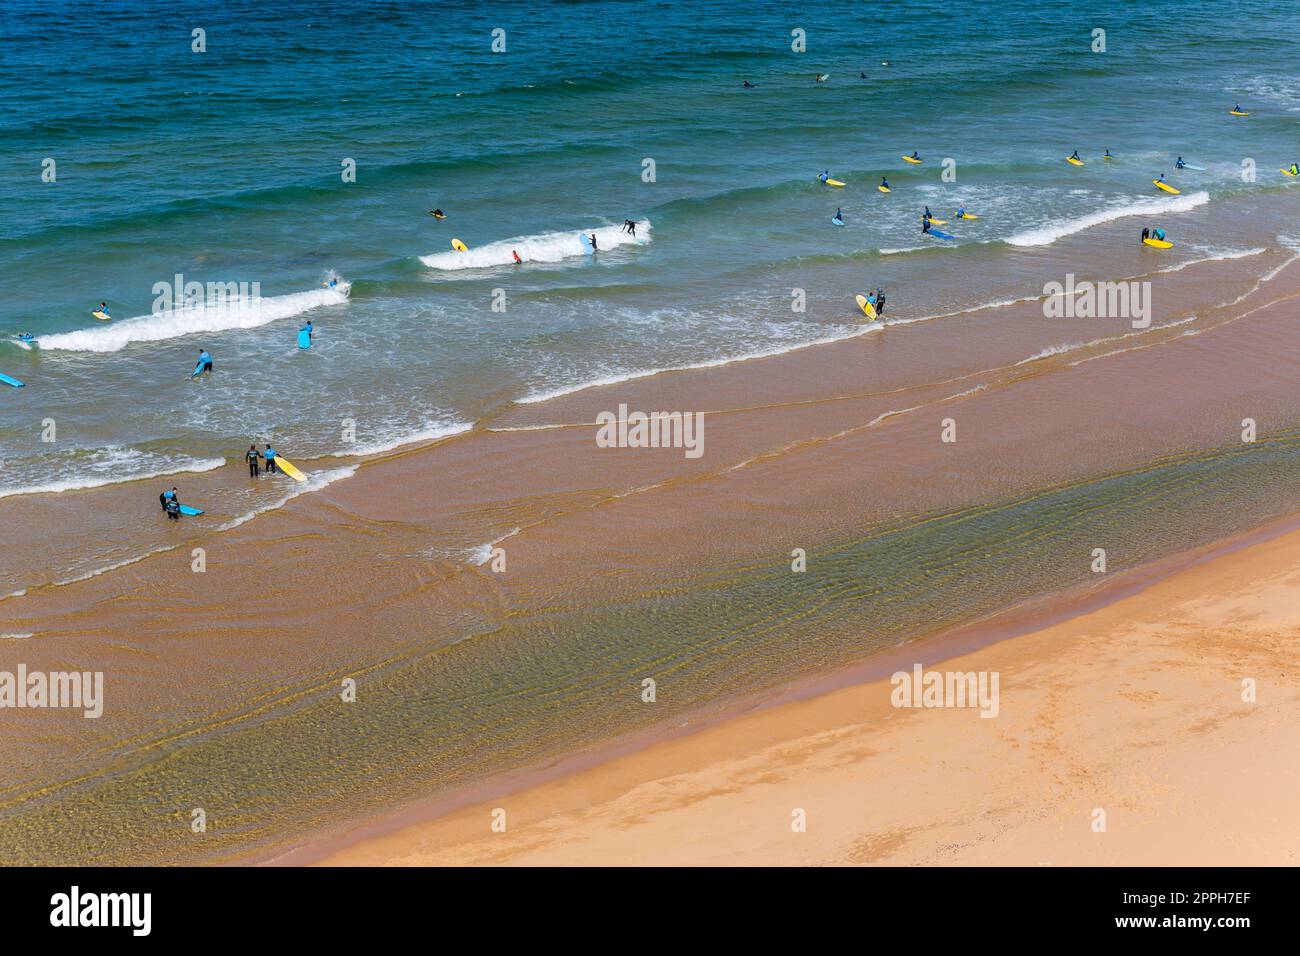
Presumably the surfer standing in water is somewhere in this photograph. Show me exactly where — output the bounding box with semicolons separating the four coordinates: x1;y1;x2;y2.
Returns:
590;233;598;251
246;444;262;477
512;250;522;264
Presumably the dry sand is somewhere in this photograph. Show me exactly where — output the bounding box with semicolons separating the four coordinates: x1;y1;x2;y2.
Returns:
316;522;1300;866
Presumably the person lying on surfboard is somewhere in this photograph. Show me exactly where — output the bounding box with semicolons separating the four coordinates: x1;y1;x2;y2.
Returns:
428;209;446;219
742;81;754;88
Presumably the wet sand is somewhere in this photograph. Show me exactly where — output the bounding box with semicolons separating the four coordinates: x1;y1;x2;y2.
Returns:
1;240;1298;865
313;520;1300;866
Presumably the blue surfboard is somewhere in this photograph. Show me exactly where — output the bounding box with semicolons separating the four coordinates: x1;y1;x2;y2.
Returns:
191;362;205;378
0;371;25;388
831;216;845;226
927;229;956;240
580;233;594;255
297;328;312;350
178;504;204;516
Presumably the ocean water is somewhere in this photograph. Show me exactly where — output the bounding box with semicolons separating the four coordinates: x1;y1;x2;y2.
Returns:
2;0;1299;500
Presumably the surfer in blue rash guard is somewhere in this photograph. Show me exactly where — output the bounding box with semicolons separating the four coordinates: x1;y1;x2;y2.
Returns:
196;349;213;373
264;444;278;475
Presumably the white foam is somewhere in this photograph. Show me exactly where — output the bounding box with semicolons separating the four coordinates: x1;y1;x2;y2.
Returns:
0;633;34;640
37;281;351;353
0;452;225;500
329;420;473;458
421;221;651;270
1006;192;1211;247
1158;247;1267;274
469;527;521;565
517;323;874;404
217;465;357;532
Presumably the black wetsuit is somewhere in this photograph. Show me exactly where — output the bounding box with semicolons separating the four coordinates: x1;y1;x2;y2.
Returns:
246;448;261;477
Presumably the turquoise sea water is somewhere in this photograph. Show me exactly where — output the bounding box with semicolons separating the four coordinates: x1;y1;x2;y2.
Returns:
1;0;1298;496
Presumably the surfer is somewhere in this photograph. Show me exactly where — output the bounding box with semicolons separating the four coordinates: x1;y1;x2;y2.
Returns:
196;349;213;374
429;209;446;219
1153;227;1167;242
880;177;889;190
1176;157;1187;169
300;320;313;340
589;233;598;251
1234;104;1243;113
1104;148;1114;159
909;151;920;161
742;81;754;88
859;71;867;79
245;444;262;477
1289;162;1298;175
1070;150;1081;162
17;332;34;343
956;205;966;219
1156;172;1168;185
835;207;843;222
922;218;932;235
875;288;887;316
95;302;109;317
264;444;278;475
160;486;181;520
512;249;522;264
818;170;830;183
814;74;826;83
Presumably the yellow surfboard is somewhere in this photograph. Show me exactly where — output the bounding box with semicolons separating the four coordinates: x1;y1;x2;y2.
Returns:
91;310;110;321
1281;168;1298;177
901;155;922;164
451;238;468;251
1142;238;1173;249
854;294;877;320
923;217;947;225
823;178;845;187
275;456;307;482
957;212;980;219
878;185;891;193
1153;180;1180;194
1229;110;1250;116
1066;157;1084;166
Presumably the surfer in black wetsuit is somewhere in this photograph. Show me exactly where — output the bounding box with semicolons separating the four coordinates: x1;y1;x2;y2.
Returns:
246;444;262;477
875;288;886;316
429;209;445;219
742;81;754;88
590;233;598;251
1070;150;1081;162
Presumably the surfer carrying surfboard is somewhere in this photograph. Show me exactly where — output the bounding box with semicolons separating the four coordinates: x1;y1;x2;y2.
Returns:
196;349;213;374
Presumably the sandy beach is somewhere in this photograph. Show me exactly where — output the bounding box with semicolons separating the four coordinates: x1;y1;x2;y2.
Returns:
315;520;1300;866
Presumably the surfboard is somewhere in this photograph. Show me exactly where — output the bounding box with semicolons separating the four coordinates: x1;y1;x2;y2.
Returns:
1153;180;1180;194
297;328;312;349
1281;168;1299;177
927;229;956;240
580;233;594;254
854;294;877;320
902;155;922;164
191;362;206;378
1066;157;1084;166
878;185;891;193
14;337;33;351
1103;155;1114;160
178;504;204;516
91;311;110;321
1180;164;1206;171
831;217;845;226
0;372;24;388
957;213;980;219
1229;110;1250;116
275;456;307;482
823;178;845;187
1142;238;1173;249
816;74;830;82
451;238;468;251
923;217;948;225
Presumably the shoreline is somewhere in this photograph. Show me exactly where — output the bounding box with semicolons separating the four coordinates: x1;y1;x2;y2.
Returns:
276;505;1300;865
308;515;1300;867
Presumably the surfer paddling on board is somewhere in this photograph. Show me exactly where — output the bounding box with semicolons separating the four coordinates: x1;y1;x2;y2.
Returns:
429;209;446;219
908;151;920;161
742;81;754;88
